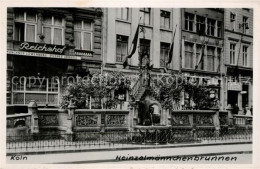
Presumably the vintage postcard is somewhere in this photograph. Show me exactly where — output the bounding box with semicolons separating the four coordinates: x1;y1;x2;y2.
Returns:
0;0;259;168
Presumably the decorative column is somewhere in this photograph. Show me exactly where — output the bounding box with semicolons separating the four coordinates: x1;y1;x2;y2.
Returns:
28;100;39;135
248;82;253;108
238;92;243;115
204;44;208;70
214;109;220;137
182;37;185;68
7;8;14;104
129;105;135;131
66;100;76;141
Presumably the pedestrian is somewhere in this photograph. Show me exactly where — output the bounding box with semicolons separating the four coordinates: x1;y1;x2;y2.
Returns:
233;104;239;115
250;105;253;115
245;105;252;116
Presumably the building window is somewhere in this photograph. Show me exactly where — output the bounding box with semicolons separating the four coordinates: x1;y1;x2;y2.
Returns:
116;8;129;20
207;18;215;36
42;15;64;45
195;44;204;70
242;46;248;66
207;46;215;71
140;8;151;25
217;21;222;38
216;48;222;72
160;42;170;67
12;77;59;105
74;20;92;50
230;12;236;31
116;35;128;62
14;11;37;42
196;15;205;34
242;16;249;34
184;42;194;69
160;10;170;29
139;39;150;65
184;13;194;31
230;43;236;65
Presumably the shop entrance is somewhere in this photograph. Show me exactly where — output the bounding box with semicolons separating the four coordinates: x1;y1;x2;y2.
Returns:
242;85;249;108
227;90;238;107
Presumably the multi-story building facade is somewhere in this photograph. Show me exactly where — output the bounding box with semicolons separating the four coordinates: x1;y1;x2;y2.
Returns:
102;8;228;111
102;8;181;108
103;8;181;72
224;8;253;114
6;8;253;115
180;8;225;110
7;8;102;112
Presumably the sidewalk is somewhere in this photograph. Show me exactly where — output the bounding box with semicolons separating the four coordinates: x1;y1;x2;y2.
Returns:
7;138;252;155
6;142;252;164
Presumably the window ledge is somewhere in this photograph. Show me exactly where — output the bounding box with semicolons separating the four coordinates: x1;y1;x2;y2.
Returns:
115;62;124;65
181;68;221;75
225;64;253;70
182;30;223;39
224;29;253;38
139;24;153;29
160;28;173;32
116;19;131;24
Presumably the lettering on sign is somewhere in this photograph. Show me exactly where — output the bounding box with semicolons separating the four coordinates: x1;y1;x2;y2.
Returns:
75;49;94;58
75;115;99;127
7;50;81;60
106;115;126;126
228;82;242;91
20;42;66;54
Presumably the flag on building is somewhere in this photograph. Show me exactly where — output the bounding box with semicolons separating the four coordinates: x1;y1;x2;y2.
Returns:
195;43;205;70
197;23;206;36
164;24;177;72
123;25;140;68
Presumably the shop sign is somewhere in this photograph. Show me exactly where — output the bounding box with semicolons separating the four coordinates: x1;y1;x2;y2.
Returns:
228;82;242;91
184;74;219;86
207;77;219;86
19;42;66;54
75;49;94;58
241;91;247;94
7;50;81;60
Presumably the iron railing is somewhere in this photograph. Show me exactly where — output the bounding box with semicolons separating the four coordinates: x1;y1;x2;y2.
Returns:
6;127;252;152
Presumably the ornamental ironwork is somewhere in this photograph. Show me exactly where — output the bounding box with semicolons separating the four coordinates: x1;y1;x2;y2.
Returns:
38;115;58;126
194;114;214;126
75;115;99;127
172;114;190;126
106;115;127;126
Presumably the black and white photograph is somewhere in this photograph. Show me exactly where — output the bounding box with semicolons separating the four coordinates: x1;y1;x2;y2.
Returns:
1;1;260;168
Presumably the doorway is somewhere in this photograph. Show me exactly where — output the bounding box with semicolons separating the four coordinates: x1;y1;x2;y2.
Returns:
227;90;238;107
